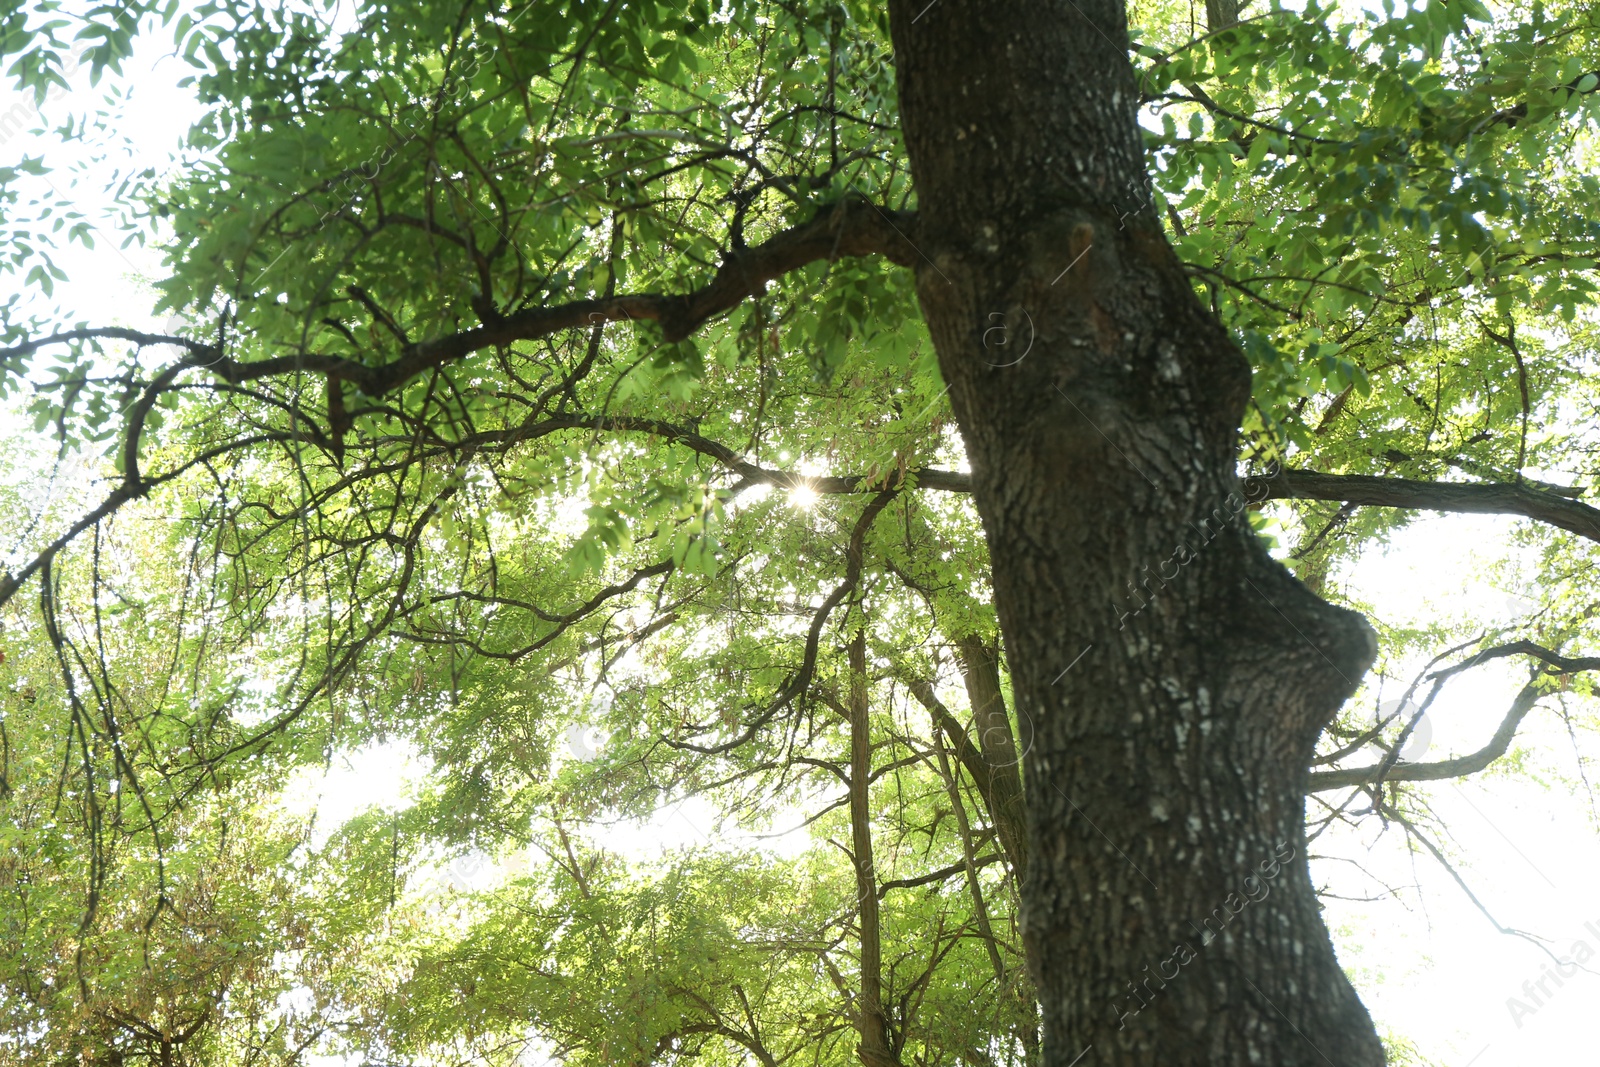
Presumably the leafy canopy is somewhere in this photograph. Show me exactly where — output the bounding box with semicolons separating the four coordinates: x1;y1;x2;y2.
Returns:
1;0;1600;1062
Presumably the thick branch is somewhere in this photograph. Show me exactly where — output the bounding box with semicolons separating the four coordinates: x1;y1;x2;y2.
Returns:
454;412;968;494
0;199;918;397
1246;468;1600;545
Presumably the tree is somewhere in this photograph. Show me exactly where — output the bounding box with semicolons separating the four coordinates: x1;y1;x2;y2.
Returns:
3;0;1600;1063
1;429;1045;1065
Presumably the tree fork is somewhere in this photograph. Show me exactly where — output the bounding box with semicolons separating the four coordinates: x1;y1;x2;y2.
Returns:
887;1;1384;1063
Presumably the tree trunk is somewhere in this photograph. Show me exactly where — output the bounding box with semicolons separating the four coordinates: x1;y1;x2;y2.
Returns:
849;630;899;1067
886;3;1386;1064
1205;0;1243;31
956;635;1029;883
933;726;1042;1065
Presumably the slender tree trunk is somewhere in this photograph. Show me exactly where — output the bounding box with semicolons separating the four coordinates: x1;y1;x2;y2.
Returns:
886;3;1385;1064
904;671;1029;880
933;727;1041;1065
849;631;899;1067
933;726;1007;982
956;636;1029;882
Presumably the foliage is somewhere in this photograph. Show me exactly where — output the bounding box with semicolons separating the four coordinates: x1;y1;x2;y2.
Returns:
1;0;1599;1062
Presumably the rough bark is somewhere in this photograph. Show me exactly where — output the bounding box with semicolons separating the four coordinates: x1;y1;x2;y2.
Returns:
1205;0;1243;31
886;2;1385;1064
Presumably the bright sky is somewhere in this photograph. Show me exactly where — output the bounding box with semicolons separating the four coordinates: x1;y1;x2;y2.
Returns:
3;10;1597;1066
1316;512;1600;1066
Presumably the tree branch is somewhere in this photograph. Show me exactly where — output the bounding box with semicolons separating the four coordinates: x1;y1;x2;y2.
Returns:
1307;684;1541;792
1309;642;1600;792
664;490;897;756
1246;468;1600;545
451;411;970;494
0;198;918;397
